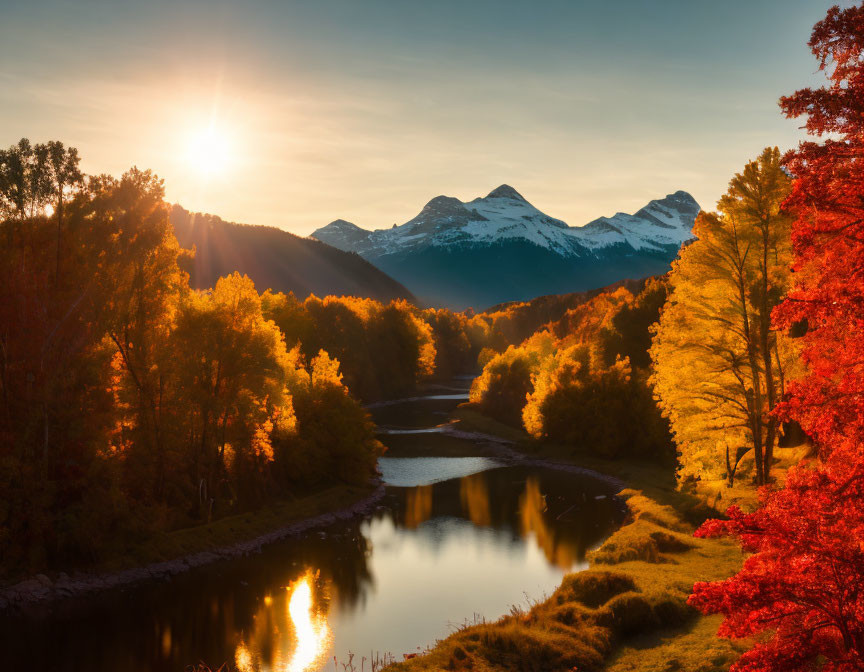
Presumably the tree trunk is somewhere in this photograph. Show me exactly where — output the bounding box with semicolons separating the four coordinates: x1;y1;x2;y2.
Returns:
726;445;736;487
759;216;778;484
54;189;63;286
731;218;765;485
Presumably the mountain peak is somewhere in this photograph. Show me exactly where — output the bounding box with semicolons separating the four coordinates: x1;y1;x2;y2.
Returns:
422;195;465;212
310;185;700;308
311;218;372;250
655;190;700;211
486;184;526;202
637;191;701;220
324;218;361;230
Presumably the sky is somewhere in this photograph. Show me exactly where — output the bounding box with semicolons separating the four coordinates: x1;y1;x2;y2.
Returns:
0;0;851;236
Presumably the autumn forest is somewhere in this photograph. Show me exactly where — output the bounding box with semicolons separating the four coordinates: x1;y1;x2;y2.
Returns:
2;3;864;672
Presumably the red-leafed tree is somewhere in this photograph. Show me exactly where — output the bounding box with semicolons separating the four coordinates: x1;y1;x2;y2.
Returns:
688;4;864;671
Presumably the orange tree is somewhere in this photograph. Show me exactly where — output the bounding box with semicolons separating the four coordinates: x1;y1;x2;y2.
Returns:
690;5;864;670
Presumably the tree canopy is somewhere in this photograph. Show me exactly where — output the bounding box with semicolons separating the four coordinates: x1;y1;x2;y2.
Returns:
0;150;391;569
690;6;864;670
651;147;796;487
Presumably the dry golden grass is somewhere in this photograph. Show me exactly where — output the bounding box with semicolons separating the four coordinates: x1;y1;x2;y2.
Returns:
385;407;754;672
389;489;745;672
692;442;815;513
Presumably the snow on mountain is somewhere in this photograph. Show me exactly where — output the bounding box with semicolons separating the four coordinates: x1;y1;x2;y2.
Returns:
312;185;699;260
311;185;700;308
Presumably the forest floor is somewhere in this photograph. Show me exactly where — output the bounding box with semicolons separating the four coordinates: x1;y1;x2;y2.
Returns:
385;406;799;672
0;481;383;610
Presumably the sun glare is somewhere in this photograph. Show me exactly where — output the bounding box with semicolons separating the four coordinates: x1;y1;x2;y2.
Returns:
231;570;332;672
184;123;232;177
285;572;331;672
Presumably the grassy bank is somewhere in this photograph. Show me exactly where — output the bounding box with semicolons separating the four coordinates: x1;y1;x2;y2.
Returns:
387;408;751;672
105;483;377;571
3;482;376;588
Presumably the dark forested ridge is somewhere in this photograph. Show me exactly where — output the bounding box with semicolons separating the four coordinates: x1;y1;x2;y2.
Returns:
367;238;678;311
170;205;415;303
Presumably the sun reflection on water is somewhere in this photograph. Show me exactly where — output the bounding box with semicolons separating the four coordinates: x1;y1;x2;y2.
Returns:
235;570;331;672
285;573;331;672
235;643;254;672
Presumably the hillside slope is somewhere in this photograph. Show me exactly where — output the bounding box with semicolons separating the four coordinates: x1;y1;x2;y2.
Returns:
170;206;415;302
482;277;650;346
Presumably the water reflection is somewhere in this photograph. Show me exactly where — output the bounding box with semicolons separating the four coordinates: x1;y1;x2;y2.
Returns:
404;485;433;529
234;572;332;672
460;473;491;526
3;462;624;672
520;476;579;569
285;573;331;672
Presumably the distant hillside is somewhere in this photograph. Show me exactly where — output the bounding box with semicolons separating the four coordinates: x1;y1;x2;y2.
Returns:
481;277;651;346
170;206;415;302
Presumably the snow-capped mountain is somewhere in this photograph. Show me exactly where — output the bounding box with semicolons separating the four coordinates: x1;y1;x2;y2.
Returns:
312;185;700;309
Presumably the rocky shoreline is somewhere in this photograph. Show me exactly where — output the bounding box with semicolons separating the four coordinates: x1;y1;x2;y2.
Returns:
1;418;628;613
0;482;386;612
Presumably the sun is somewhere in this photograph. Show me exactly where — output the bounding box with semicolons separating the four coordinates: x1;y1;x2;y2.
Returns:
184;123;232;177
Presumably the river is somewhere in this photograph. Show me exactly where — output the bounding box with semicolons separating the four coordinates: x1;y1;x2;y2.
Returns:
3;379;625;671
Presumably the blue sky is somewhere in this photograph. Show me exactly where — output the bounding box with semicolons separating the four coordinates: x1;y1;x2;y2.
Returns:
0;0;849;234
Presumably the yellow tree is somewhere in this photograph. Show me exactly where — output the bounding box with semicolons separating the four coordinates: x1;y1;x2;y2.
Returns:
275;346;383;486
522;343;593;438
262;293;436;402
170;273;294;512
650;147;795;486
469;330;558;425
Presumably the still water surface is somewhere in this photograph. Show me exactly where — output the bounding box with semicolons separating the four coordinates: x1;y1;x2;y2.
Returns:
5;385;624;671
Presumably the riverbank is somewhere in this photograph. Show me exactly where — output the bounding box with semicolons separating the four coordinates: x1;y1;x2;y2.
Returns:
387;407;750;672
0;481;385;612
